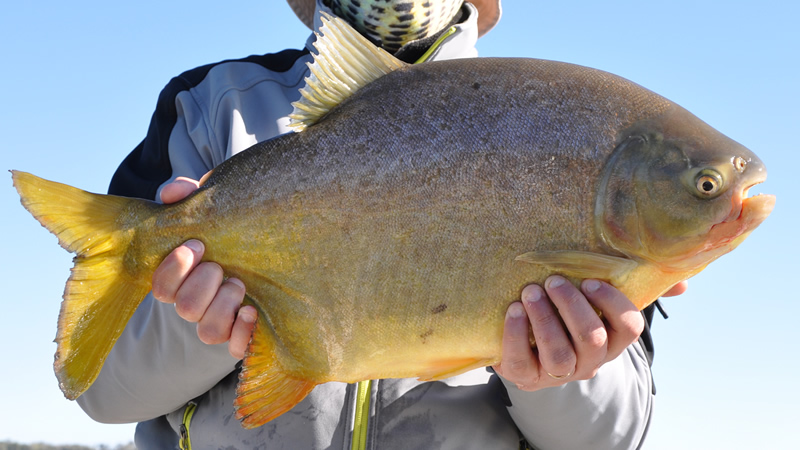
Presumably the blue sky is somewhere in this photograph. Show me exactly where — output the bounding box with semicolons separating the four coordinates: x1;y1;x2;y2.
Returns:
1;1;797;448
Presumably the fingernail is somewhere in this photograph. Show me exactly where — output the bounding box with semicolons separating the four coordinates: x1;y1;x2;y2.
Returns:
239;306;257;323
522;286;543;303
547;276;565;289
184;239;204;253
507;302;525;319
584;279;601;293
227;278;245;289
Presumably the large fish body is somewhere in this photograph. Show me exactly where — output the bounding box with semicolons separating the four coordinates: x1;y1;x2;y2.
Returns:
12;17;773;428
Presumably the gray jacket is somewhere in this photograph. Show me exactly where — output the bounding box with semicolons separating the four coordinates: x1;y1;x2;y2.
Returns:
78;2;656;448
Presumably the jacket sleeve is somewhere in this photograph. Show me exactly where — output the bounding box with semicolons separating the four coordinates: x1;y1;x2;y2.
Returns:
501;340;654;450
77;74;240;423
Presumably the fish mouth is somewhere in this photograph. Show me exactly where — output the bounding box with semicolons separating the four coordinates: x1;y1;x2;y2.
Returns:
709;180;775;250
667;186;775;272
668;172;775;272
723;169;769;223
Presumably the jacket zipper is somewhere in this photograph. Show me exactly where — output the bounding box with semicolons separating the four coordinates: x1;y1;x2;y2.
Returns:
351;380;373;450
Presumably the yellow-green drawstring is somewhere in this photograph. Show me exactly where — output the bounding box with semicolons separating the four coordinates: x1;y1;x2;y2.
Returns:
179;401;197;450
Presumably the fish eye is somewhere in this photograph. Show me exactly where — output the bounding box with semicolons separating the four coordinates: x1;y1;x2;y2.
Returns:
695;170;723;197
734;156;747;173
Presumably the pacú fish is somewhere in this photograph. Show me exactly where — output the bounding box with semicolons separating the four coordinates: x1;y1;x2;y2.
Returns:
12;15;774;428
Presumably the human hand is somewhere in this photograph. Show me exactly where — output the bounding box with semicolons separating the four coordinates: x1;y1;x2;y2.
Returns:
662;280;688;297
493;276;686;391
151;176;257;360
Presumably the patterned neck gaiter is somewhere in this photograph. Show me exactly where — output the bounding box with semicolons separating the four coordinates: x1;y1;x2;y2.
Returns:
327;0;463;53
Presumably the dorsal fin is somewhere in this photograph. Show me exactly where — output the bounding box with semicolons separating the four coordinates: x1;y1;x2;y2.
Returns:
289;12;408;132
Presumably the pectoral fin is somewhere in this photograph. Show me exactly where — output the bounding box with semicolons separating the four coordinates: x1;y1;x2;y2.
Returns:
233;315;316;428
515;250;638;285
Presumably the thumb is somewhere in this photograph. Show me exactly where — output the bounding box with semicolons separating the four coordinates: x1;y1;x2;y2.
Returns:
160;176;201;204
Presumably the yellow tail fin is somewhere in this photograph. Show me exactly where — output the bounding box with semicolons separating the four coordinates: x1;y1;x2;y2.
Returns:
11;170;154;399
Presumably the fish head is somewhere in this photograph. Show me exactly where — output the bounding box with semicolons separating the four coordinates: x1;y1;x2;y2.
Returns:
596;105;775;273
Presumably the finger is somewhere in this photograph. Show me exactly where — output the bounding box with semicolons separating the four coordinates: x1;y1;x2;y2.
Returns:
662;280;688;297
196;278;247;345
496;301;538;387
524;281;576;379
174;262;224;323
581;279;643;362
160;177;200;204
544;276;605;377
151;239;204;304
229;305;258;360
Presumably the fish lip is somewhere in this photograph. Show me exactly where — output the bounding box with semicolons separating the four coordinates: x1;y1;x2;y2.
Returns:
723;172;768;223
737;192;776;226
710;187;775;246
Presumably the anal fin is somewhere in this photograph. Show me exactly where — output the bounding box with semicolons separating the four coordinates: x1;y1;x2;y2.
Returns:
234;315;316;428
